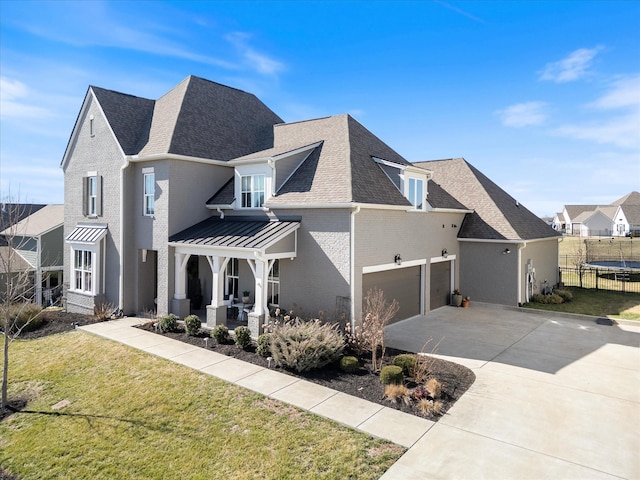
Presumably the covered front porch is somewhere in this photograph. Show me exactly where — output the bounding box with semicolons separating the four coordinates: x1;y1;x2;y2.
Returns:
168;216;300;337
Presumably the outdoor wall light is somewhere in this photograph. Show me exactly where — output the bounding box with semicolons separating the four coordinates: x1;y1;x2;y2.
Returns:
442;248;448;258
394;254;402;265
503;248;511;255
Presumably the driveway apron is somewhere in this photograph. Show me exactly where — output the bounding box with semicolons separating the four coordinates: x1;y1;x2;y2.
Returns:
382;303;640;479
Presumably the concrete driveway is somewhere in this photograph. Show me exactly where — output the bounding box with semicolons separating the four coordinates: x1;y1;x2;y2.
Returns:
381;303;640;479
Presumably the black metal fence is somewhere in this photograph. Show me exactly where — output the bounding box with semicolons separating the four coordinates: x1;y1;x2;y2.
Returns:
558;266;640;294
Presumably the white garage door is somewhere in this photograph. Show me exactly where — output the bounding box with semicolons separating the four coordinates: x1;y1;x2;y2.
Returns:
362;266;421;325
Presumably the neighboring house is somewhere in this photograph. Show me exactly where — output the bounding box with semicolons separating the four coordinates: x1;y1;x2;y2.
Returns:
560;191;640;237
0;204;64;305
61;75;560;334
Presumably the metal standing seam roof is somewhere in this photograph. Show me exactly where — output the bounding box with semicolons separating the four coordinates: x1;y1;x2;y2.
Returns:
66;225;108;243
169;218;300;250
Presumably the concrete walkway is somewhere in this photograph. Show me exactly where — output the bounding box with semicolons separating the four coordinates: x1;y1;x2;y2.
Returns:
382;304;640;480
78;318;432;449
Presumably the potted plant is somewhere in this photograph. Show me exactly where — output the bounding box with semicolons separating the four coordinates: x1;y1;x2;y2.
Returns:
461;296;470;308
451;288;462;307
242;290;251;303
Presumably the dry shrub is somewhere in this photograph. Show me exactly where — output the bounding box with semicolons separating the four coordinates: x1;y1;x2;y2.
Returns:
426;378;442;399
93;302;116;322
414;337;443;384
384;384;410;404
418;399;444;417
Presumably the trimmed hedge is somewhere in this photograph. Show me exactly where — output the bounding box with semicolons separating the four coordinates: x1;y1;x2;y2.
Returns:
380;365;404;385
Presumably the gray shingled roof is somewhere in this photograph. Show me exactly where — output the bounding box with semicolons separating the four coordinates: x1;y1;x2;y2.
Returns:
92;76;283;160
425;180;469;210
206;177;235;206
622;204;640;226
565;205;600;220
169;217;299;250
245;114;411;206
415;158;560;240
91;87;155;155
613;191;640;206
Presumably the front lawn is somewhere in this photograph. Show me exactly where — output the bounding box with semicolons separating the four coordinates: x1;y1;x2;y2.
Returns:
0;331;404;479
522;287;640;321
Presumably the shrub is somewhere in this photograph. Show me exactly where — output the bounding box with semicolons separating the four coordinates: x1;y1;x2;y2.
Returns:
411;385;429;401
184;314;201;336
93;302;116;322
384;384;410;404
211;324;230;344
158;314;179;333
392;354;417;377
426;378;442;399
418;399;443;417
1;303;44;333
257;333;271;357
531;293;563;304
554;289;573;302
234;326;252;349
380;365;404;385
269;318;345;372
339;356;360;373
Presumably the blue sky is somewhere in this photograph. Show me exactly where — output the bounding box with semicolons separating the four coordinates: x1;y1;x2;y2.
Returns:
1;0;639;216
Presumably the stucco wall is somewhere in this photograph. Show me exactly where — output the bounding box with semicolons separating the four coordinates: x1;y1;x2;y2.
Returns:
459;242;518;305
520;238;560;300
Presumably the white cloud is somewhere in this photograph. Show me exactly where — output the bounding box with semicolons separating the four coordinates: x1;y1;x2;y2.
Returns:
496;101;548;128
0;76;53;118
554;113;639;149
554;74;640;149
538;47;603;83
588;74;640;110
226;32;285;75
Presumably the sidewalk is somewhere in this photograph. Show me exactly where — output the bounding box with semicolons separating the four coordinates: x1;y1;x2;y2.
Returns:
79;317;433;449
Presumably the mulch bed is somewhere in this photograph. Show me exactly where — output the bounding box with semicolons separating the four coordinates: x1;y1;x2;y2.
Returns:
135;321;475;421
4;312;475;422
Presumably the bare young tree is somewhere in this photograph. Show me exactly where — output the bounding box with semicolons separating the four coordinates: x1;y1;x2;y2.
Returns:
347;288;399;372
1;201;43;408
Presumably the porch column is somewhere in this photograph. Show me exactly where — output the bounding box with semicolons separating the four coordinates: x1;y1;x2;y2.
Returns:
246;255;268;338
206;255;228;307
172;252;190;318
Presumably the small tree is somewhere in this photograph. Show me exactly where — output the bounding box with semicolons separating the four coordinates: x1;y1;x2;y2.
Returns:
350;288;399;372
1;201;43;408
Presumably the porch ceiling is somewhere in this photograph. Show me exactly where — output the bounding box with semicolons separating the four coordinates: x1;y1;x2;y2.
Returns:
168;216;299;254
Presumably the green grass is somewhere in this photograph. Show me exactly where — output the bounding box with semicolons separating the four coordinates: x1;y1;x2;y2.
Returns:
1;332;404;479
523;287;640;321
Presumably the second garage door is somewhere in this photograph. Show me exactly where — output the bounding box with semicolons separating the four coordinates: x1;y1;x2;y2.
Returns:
362;266;421;325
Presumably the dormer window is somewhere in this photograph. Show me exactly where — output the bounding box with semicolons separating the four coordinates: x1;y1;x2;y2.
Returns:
241;174;265;208
373;157;430;211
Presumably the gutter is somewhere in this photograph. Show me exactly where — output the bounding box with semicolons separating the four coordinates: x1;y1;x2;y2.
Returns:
119;156;131;311
349;205;361;329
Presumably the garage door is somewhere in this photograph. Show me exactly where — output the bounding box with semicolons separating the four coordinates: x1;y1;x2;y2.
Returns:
362;266;421;325
430;261;451;310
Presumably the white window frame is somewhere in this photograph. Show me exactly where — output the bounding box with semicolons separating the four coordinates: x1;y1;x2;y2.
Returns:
143;168;155;216
407;177;424;210
267;259;280;306
225;258;239;299
87;176;98;216
241;174;265;208
70;245;102;295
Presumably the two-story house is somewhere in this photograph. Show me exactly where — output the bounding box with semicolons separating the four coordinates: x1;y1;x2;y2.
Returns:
61;75;560;336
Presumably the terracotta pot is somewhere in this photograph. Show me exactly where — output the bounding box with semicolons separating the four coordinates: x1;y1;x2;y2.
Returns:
461;299;470;308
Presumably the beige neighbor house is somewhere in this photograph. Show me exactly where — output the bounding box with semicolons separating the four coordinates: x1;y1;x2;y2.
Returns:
61;75;560;336
0;204;64;305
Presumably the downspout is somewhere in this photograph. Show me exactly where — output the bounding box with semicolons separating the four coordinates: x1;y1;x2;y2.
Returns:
517;241;527;305
349;205;361;330
119;157;131;312
216;207;224;219
35;235;42;306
